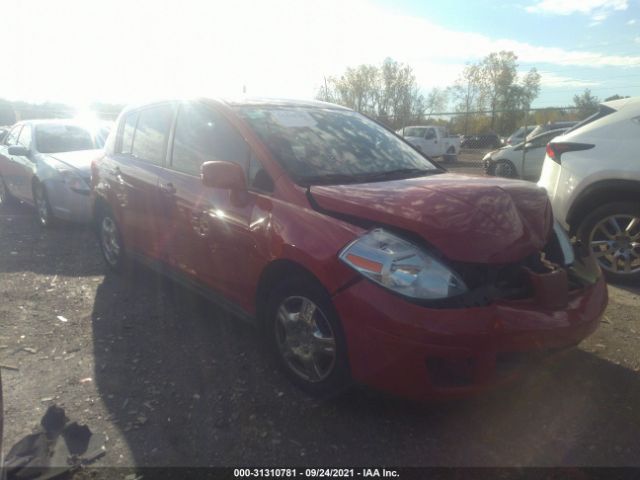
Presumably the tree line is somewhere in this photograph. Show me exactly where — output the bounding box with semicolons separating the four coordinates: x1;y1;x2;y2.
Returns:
317;52;622;136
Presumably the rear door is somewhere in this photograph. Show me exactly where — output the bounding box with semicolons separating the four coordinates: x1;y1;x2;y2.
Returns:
108;104;175;260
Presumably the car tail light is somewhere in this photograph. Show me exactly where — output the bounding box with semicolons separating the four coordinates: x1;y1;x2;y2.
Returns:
546;142;594;165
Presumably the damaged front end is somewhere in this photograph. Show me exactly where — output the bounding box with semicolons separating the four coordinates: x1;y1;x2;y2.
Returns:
439;222;601;310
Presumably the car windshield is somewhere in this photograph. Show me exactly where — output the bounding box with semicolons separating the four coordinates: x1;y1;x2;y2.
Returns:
36;124;96;154
402;127;427;137
236;106;440;185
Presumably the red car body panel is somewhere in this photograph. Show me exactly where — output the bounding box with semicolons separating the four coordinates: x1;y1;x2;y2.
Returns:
311;174;553;264
92;98;607;400
333;276;607;400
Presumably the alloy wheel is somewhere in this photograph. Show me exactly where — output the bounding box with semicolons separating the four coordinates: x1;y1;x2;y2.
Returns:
274;296;337;383
589;214;640;276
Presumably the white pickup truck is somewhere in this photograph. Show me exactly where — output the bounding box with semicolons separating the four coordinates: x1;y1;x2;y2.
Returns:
397;125;461;162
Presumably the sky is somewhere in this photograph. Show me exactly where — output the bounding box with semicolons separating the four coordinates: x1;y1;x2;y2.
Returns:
1;0;639;110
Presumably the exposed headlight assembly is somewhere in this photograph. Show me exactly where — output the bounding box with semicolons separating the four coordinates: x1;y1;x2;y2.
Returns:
59;169;91;194
339;228;468;300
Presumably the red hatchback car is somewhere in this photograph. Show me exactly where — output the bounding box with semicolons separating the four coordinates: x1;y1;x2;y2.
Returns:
92;98;607;400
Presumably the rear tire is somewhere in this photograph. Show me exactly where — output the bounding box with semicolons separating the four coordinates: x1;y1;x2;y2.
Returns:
265;274;351;397
442;147;457;163
96;204;126;273
576;201;640;283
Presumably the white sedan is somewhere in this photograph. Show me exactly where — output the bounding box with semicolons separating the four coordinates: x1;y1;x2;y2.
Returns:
483;128;567;181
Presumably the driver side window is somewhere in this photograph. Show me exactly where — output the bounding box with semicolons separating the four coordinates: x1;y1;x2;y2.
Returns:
171;102;250;177
18;125;32;149
4;126;21;146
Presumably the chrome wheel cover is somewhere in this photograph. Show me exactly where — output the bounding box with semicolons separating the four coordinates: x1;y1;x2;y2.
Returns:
100;216;121;266
589;214;640;275
274;296;337;383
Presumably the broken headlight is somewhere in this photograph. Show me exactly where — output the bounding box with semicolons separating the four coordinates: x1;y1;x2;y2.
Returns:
339;228;468;300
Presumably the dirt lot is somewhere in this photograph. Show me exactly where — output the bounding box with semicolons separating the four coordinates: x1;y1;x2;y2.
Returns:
2;171;640;468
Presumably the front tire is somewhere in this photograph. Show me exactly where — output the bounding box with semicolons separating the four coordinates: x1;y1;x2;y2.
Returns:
33;182;56;228
492;160;518;178
577;201;640;283
0;175;13;207
265;275;351;397
96;205;126;273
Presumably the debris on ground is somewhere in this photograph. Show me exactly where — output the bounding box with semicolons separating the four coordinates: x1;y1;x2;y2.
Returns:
3;404;106;480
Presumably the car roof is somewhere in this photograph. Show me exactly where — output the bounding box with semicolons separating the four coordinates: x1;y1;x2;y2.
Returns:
219;97;349;110
601;96;640;111
14;118;102;128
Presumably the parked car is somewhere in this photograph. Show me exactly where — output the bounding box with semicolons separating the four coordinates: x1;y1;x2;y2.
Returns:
397;125;460;162
505;125;538;146
93;98;606;400
483;128;567;181
0;119;111;226
529;121;577;139
538;96;640;282
461;132;502;149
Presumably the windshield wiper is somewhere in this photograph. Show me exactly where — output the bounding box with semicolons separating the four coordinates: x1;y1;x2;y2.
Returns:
299;168;440;186
298;173;369;186
360;168;441;182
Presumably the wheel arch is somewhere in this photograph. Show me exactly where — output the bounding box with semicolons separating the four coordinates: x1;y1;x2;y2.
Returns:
254;259;326;323
567;179;640;234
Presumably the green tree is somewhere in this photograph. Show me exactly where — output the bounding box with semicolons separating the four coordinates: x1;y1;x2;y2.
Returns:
424;87;449;120
451;64;483;135
573;89;600;119
317;58;425;129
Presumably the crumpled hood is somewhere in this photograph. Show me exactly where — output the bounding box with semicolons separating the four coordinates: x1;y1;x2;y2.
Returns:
46;149;103;176
310;173;553;264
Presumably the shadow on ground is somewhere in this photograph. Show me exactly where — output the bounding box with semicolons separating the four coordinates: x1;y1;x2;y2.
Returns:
0;202;103;277
91;267;640;467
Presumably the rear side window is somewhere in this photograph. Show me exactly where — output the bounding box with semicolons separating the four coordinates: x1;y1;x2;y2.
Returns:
119;112;138;155
131;105;174;165
171;102;250;176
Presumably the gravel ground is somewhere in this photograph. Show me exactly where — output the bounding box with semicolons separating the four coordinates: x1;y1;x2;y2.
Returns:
1;190;640;469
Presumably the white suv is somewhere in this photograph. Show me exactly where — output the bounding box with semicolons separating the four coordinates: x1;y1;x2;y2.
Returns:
538;96;640;282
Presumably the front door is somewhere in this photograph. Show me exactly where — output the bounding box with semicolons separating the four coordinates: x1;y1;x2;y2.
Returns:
162;101;260;305
422;128;439;157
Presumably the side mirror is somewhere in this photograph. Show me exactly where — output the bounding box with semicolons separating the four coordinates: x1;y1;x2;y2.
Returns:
201;161;246;191
8;145;29;156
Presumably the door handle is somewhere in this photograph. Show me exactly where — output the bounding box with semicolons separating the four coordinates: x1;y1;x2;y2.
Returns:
160;182;177;195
